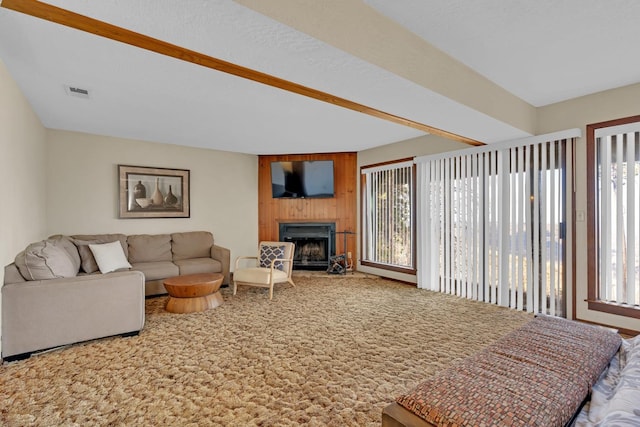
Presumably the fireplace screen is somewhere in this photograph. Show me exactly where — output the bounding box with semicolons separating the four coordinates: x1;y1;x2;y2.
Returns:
294;239;328;267
279;222;335;270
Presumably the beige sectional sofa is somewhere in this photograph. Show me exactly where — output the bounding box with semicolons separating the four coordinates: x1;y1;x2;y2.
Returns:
2;231;230;361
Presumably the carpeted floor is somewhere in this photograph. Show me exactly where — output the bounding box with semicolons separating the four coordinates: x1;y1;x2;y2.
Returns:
0;275;533;426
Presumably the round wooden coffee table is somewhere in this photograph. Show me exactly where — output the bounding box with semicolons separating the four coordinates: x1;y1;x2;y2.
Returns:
163;273;224;314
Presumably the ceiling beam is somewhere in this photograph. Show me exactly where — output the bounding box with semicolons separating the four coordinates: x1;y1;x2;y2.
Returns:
1;0;484;146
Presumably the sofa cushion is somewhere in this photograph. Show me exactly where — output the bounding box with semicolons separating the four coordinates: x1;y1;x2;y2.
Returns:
72;234;129;257
174;258;222;276
130;261;179;281
89;241;132;274
171;231;213;261
127;234;172;263
48;235;81;273
71;234;129;273
14;239;78;280
73;241;100;274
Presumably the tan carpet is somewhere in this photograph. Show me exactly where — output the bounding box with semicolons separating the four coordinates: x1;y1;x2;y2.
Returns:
0;275;532;426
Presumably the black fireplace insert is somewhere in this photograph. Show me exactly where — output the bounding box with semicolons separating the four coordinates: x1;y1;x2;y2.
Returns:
279;222;336;270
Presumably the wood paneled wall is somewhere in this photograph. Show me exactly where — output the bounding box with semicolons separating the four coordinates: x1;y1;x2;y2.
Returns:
258;152;357;257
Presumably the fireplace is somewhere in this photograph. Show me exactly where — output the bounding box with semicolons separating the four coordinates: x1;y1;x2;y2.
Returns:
279;222;335;270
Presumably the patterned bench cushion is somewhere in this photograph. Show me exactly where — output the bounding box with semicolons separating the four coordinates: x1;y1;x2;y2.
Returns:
396;315;622;427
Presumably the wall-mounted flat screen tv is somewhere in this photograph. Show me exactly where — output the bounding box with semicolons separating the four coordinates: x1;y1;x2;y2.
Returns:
270;160;334;198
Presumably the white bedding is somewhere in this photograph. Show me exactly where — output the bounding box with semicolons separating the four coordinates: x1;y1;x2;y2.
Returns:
573;334;640;426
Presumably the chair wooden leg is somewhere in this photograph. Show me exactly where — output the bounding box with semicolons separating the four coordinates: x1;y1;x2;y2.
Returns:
233;281;237;295
269;284;273;300
288;278;296;287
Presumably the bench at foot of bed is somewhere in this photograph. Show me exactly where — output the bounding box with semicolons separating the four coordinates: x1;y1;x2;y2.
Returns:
383;315;622;427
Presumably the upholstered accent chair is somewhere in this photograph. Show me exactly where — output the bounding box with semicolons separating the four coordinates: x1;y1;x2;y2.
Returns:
233;241;295;300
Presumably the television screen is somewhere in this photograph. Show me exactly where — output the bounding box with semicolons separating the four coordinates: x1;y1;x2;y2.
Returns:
271;160;334;198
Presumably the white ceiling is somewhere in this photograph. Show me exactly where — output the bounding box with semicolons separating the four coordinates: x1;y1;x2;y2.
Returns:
366;0;640;107
0;0;638;154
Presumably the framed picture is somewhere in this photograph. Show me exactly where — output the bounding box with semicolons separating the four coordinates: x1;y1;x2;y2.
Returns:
118;165;190;218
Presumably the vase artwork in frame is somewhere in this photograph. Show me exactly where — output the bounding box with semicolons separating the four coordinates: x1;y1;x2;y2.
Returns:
118;165;190;218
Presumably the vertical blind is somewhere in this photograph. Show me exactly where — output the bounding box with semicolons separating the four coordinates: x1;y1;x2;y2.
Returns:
595;122;640;307
361;160;414;269
416;130;579;315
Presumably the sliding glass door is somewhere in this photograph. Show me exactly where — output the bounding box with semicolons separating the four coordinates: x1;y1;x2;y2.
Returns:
417;133;576;316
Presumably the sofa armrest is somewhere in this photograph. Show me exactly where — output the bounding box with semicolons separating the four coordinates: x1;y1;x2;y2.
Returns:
3;263;26;285
1;271;145;358
211;244;231;285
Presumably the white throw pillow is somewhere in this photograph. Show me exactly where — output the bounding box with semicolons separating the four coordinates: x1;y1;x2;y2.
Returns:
89;241;132;274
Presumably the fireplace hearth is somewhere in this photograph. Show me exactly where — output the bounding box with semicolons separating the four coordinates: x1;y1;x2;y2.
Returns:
279;222;335;270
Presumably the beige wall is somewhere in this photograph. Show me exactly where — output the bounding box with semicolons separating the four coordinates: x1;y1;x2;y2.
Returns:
0;60;48;355
46;130;259;266
357;134;469;282
358;134;469;167
0;62;48;262
539;82;640;332
1;64;259;354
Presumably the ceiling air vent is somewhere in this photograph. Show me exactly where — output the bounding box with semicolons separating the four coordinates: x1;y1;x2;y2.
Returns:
63;85;90;99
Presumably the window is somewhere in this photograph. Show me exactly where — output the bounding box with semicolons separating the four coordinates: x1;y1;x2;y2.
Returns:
416;132;576;316
361;159;415;272
587;115;640;318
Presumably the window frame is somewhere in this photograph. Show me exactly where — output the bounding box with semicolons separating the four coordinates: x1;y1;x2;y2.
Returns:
360;158;417;274
587;114;640;319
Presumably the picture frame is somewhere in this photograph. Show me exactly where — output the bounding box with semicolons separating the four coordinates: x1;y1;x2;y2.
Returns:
118;165;190;218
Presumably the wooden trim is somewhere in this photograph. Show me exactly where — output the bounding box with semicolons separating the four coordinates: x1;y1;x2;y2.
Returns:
576;315;640;337
588;115;640;132
586;300;640;319
586;123;598;304
617;327;639;337
571;140;577;320
411;162;417;273
1;0;484;147
359;157;417;274
360;157;415;171
360;170;366;271
586;115;640;318
359;158;417;275
360;260;417;275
